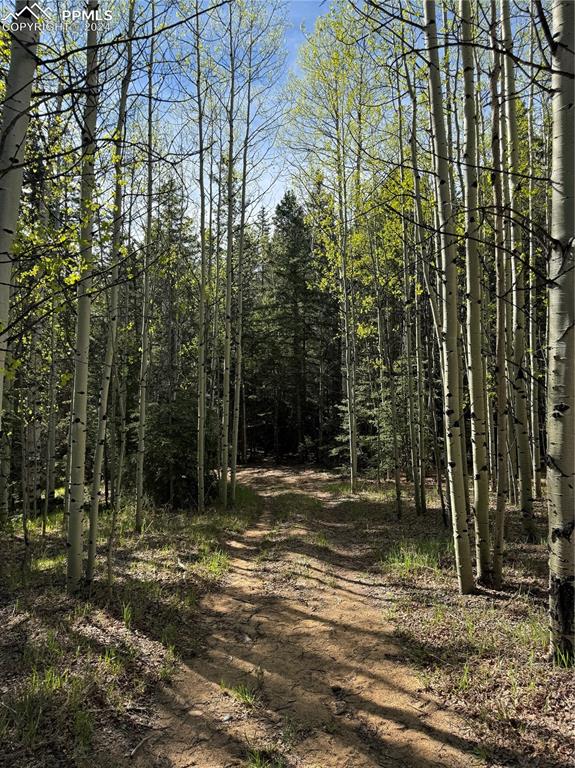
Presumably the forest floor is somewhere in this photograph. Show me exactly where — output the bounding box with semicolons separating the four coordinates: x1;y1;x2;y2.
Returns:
0;466;573;768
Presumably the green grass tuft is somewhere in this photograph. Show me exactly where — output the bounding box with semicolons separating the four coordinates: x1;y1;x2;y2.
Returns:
379;538;452;577
245;748;286;768
197;547;230;578
220;680;259;707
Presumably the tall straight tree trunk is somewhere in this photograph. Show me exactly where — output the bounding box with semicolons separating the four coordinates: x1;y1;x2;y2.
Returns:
210;155;223;407
66;3;99;593
397;84;421;513
402;243;421;511
230;34;254;506
220;8;235;506
527;25;542;500
384;310;402;518
135;3;155;533
334;107;358;493
546;0;574;664
458;335;471;521
424;0;474;595
501;0;535;540
195;0;207;513
460;0;491;582
86;0;135;582
414;254;427;515
498;39;517;517
0;2;39;435
490;3;508;588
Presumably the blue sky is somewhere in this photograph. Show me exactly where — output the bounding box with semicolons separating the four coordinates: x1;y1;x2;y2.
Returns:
255;1;327;210
284;0;326;74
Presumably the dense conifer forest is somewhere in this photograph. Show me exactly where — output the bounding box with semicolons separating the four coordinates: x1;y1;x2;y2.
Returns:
0;1;573;766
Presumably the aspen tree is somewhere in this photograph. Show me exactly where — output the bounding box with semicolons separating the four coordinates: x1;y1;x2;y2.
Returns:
490;0;508;588
220;3;236;506
230;28;254;507
397;84;422;515
460;0;491;582
527;22;542;499
384;310;402;518
136;1;155;532
334;104;358;493
414;252;427;515
66;2;100;593
546;0;574;664
500;0;535;540
195;0;207;512
0;1;39;433
424;0;474;594
86;0;135;582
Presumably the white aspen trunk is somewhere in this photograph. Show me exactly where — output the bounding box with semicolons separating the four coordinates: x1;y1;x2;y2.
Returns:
414;252;427;515
397;81;421;513
460;0;491;582
230;35;254;506
402;237;421;512
135;3;155;533
428;96;451;519
334;106;357;493
66;4;99;593
195;0;207;513
340;247;358;493
501;0;535;540
220;8;235;506
424;0;474;595
547;0;574;663
405;63;445;517
384;310;402;517
86;1;134;582
527;25;542;500
490;3;508;588
210;154;223;407
498;44;517;519
0;2;39;435
442;15;472;526
458;334;471;521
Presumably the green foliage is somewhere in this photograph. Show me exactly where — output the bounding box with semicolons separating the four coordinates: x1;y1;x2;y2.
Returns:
144;395;218;509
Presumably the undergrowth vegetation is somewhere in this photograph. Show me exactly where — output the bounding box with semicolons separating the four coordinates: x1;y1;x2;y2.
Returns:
316;481;571;768
0;484;262;767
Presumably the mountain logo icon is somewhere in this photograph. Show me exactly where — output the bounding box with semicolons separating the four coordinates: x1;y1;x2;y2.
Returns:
1;2;52;24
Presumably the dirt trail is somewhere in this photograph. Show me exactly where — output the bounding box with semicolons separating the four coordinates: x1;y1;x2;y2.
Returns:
140;467;483;768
